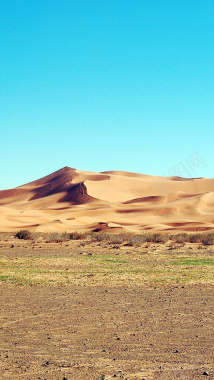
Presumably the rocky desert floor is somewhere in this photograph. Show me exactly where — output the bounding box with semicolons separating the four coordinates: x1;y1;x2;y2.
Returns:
0;233;214;379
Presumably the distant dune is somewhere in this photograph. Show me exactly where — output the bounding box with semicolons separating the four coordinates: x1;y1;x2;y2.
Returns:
0;166;214;232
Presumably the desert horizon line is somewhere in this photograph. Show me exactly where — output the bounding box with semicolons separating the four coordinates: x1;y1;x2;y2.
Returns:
5;165;210;191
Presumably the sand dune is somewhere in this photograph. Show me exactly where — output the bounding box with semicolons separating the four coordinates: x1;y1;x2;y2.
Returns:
0;166;213;232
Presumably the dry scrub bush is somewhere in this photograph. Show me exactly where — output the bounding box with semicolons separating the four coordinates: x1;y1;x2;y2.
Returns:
202;234;214;246
171;233;189;244
107;234;129;245
87;232;169;246
87;232;131;244
87;232;110;242
170;233;214;245
189;233;203;243
45;232;70;243
147;234;169;243
15;230;33;240
125;234;148;246
125;233;168;245
69;232;84;240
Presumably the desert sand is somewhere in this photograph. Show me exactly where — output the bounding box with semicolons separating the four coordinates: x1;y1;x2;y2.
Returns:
0;166;213;232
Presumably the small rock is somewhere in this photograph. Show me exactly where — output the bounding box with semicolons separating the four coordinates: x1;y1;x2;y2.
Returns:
202;372;209;376
45;361;50;365
10;245;14;248
100;376;105;380
116;337;121;340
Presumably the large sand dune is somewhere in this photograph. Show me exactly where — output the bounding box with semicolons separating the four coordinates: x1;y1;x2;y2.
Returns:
0;166;214;232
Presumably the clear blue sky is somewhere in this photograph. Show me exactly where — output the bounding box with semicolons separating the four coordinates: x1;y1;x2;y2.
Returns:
0;0;213;189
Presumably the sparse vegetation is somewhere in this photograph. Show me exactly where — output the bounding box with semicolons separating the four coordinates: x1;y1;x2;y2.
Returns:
86;231;214;246
0;247;214;286
86;232;170;245
7;230;214;246
172;258;214;266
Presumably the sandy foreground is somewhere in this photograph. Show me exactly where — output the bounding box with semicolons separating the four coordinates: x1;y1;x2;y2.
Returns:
0;236;214;380
0;166;214;232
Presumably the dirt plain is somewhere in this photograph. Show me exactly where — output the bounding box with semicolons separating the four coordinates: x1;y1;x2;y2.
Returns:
0;234;214;380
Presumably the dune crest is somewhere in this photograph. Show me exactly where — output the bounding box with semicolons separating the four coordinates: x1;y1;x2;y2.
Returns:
0;166;213;232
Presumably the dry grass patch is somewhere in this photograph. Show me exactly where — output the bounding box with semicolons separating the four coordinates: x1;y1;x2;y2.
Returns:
0;244;214;286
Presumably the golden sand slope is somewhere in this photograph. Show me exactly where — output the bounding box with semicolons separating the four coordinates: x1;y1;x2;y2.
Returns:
0;166;213;232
